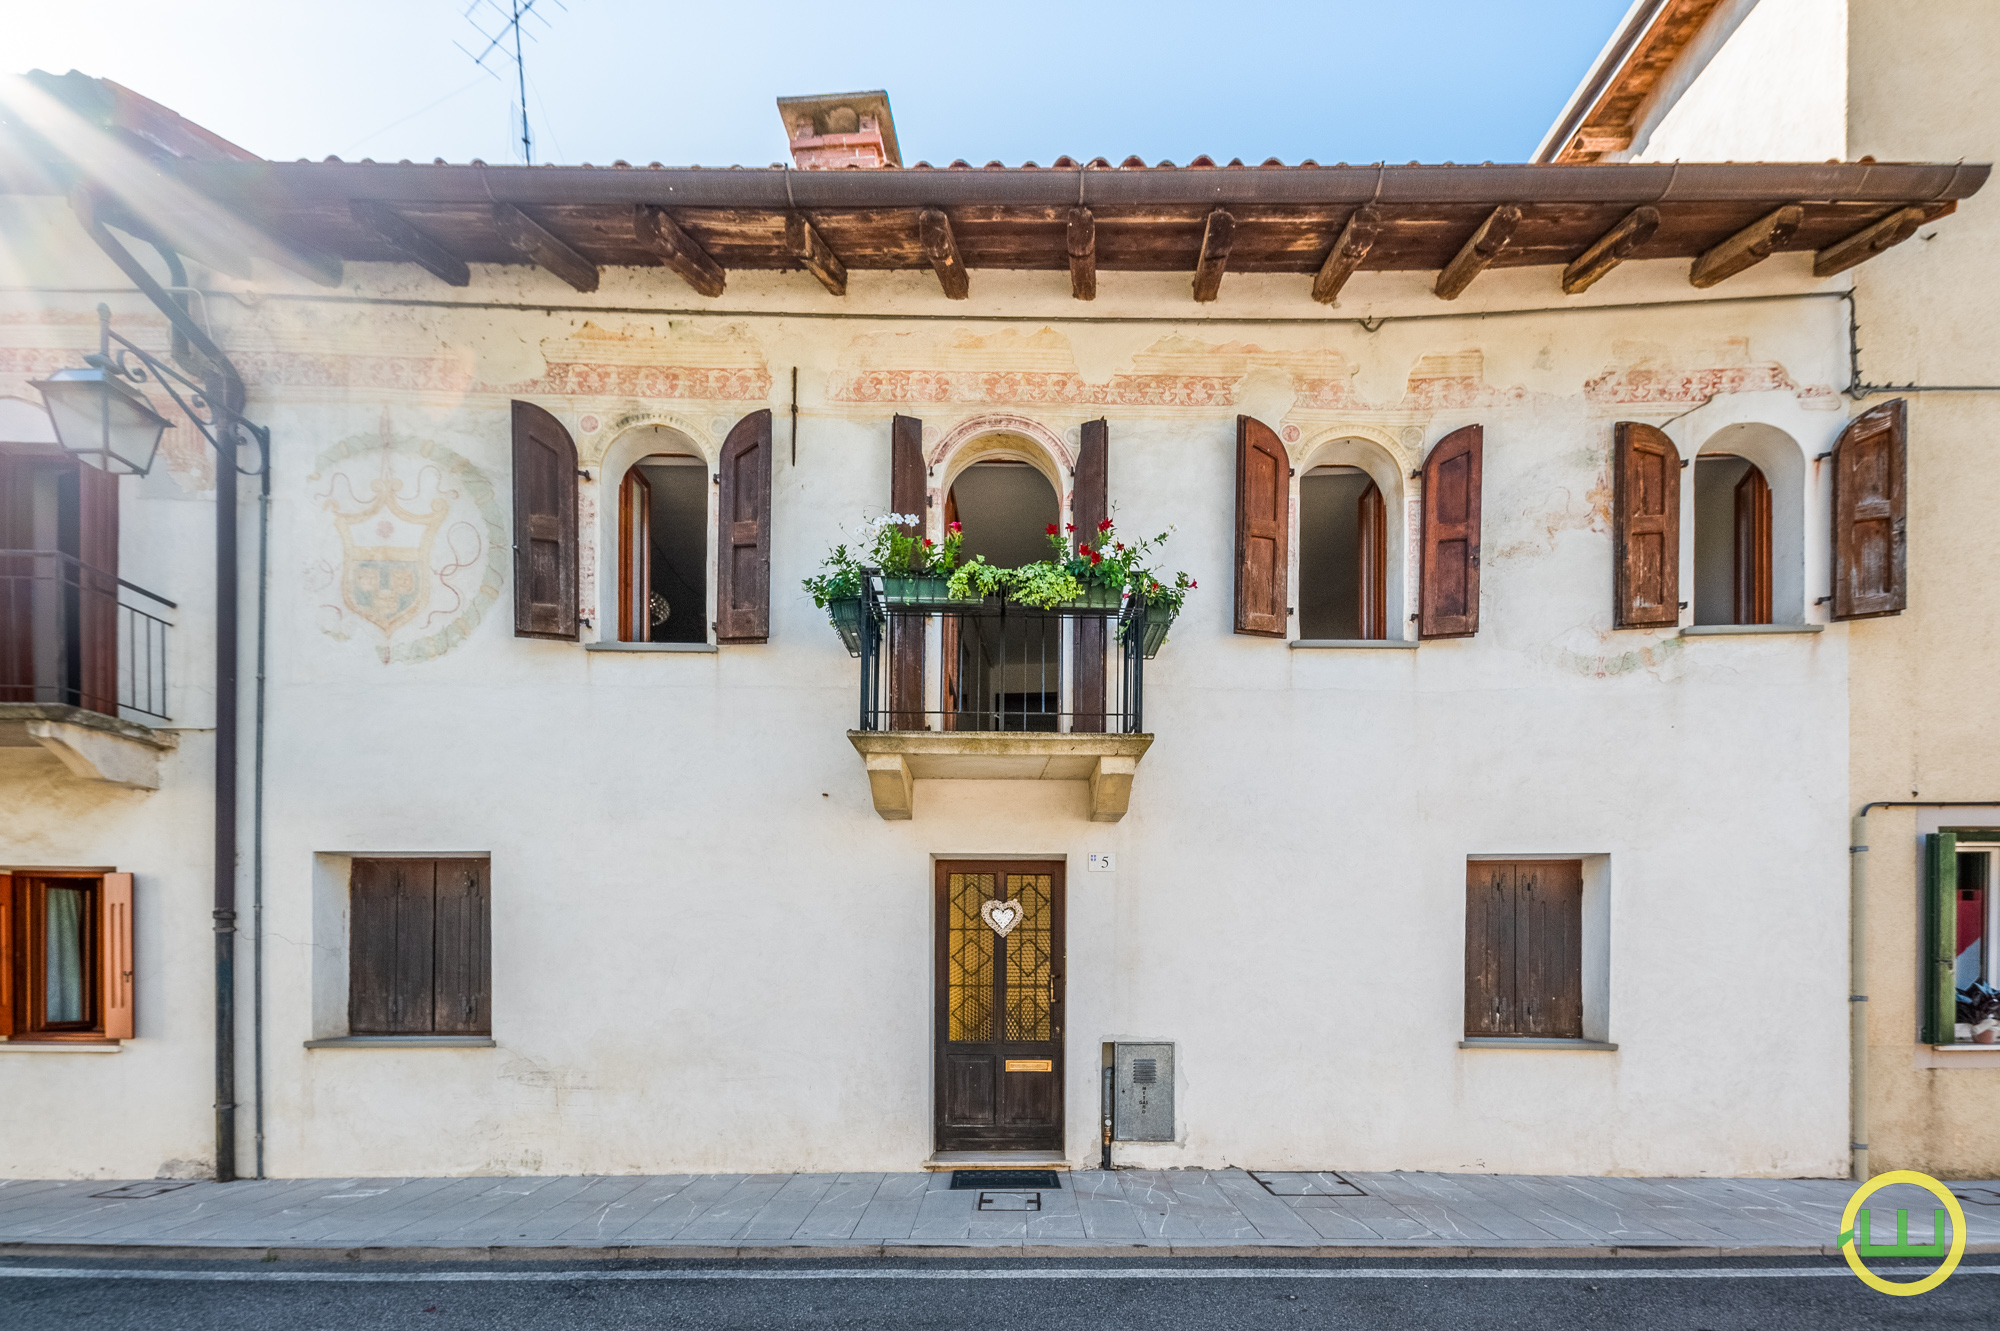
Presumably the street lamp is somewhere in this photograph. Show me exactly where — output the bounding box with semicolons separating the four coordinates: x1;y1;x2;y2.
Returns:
30;364;172;476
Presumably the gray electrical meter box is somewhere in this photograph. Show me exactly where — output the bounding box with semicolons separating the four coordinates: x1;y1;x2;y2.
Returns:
1113;1042;1174;1141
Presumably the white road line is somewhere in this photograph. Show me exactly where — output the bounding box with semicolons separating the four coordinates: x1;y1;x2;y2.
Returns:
0;1265;1994;1283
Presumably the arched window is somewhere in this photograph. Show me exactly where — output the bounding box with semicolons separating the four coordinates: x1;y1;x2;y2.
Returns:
616;453;707;643
1299;466;1388;640
942;454;1061;730
1690;423;1804;626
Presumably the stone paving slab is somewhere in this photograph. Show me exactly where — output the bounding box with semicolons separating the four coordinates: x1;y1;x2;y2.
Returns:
2;1171;1997;1255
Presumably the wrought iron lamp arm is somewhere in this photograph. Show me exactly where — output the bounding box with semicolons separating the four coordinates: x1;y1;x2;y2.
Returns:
84;304;269;476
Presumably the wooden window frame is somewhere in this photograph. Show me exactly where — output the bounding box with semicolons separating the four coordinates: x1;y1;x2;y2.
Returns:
617;466;653;642
4;873;112;1040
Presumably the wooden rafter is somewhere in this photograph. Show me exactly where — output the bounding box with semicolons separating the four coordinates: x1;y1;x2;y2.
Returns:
1561;205;1659;295
1192;208;1234;302
351;200;468;286
1689;204;1802;288
919;208;969;299
492;203;599;292
784;213;846;295
1813;203;1946;277
1067;206;1096;301
1435;204;1521;300
1311;204;1380;304
633;204;725;297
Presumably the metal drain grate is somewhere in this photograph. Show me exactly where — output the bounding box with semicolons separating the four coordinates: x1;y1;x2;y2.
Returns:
949;1169;1062;1190
1248;1171;1366;1199
90;1181;199;1199
976;1191;1042;1211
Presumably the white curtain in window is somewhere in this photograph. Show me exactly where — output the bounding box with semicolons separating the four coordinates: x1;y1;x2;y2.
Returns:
45;887;85;1023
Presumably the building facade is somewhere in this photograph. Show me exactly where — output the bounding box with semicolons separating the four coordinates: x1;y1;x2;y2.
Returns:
0;66;1984;1179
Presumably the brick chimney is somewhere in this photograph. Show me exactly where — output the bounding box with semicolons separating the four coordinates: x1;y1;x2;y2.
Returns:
776;91;901;169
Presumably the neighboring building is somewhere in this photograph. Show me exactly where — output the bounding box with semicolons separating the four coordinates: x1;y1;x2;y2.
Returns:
0;67;1985;1180
1542;0;2000;1181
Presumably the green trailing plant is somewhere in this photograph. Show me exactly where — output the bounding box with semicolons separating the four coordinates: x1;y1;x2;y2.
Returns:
946;554;1011;601
802;543;864;609
866;513;962;577
1007;561;1085;609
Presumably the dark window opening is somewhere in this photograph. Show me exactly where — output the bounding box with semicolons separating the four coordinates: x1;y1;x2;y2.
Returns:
942;459;1066;732
1693;454;1772;625
619;456;708;643
1298;466;1386;640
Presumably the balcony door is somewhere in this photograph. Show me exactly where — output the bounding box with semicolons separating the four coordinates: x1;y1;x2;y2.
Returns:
934;860;1064;1153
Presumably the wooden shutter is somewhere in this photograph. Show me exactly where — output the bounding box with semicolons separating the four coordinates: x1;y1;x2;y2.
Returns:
1514;861;1583;1039
1419;424;1482;639
431;859;491;1036
1464;862;1515;1037
1072;419;1109;730
0;873;14;1037
349;858;436;1036
76;464;119;715
1733;464;1772;625
511;401;579;640
1613;421;1681;628
1924;832;1958;1044
1831;399;1907;620
618;468;652;642
100;871;134;1039
888;414;926;727
1234;415;1289;637
716;409;773;643
1357;481;1387;640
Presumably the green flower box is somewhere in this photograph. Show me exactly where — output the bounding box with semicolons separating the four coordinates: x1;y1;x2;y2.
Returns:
1125;603;1176;658
1065;584;1125;610
880;574;959;607
827;597;868;656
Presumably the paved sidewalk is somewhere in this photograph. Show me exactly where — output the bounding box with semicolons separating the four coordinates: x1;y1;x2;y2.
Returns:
3;1170;1997;1258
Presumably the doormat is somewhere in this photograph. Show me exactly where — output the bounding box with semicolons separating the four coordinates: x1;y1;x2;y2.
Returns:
950;1170;1062;1190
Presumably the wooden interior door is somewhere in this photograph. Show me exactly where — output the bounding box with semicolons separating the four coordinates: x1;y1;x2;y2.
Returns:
935;860;1064;1153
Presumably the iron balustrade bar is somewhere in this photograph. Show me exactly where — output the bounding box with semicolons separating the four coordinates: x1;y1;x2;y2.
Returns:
0;548;172;722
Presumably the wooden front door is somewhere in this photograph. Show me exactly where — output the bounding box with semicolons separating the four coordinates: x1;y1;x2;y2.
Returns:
934;861;1064;1153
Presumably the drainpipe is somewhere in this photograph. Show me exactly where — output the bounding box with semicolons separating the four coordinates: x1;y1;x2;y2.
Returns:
71;192;254;1183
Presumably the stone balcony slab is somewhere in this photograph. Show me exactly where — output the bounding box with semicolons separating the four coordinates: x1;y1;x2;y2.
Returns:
0;703;176;790
846;730;1154;822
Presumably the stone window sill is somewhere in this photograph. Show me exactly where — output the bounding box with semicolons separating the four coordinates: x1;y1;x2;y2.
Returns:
304;1036;496;1049
583;641;717;653
1289;639;1418;650
1931;1043;2000;1052
1458;1038;1618;1051
1678;624;1824;637
0;1041;122;1052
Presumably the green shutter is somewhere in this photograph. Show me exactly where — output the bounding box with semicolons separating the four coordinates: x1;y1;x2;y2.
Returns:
1924;832;1959;1044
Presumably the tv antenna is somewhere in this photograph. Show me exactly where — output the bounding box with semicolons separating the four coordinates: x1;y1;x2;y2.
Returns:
458;0;566;164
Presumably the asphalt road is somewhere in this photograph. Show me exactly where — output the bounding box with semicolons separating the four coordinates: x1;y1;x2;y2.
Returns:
2;1256;1998;1330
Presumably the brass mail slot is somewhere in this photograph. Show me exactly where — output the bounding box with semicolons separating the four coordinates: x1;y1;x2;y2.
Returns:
1005;1059;1053;1073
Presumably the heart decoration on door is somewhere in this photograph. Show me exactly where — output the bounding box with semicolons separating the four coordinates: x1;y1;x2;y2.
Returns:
980;897;1023;937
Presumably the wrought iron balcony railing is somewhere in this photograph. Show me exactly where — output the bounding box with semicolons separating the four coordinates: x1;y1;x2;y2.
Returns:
0;550;172;723
853;577;1151;735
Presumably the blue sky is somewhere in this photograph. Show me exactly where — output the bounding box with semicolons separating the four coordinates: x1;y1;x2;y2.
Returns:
10;1;1630;168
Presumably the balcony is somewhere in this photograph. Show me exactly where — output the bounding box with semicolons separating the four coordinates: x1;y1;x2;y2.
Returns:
1;550;175;788
845;582;1158;821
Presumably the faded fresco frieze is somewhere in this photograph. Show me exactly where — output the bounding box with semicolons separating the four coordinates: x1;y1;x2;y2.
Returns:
304;416;507;665
506;320;771;401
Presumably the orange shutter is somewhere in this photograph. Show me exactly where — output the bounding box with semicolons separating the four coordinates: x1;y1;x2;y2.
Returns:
0;873;14;1037
100;872;134;1040
716;409;773;643
1419;424;1483;639
1612;421;1682;628
1831;398;1908;620
1233;415;1290;637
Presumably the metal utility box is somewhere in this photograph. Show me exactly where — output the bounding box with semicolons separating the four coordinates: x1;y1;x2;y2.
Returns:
1112;1042;1174;1142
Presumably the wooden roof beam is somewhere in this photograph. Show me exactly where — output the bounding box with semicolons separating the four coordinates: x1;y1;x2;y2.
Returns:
1689;204;1802;288
1067;206;1096;300
351;200;469;286
1435;204;1521;300
1561;205;1659;295
920;208;969;299
1192;208;1234;302
493;203;598;292
634;204;724;297
1813;203;1947;278
784;213;847;295
1311;204;1380;304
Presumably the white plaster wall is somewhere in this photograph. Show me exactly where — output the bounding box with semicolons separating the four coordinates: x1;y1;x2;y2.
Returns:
0;194;1861;1178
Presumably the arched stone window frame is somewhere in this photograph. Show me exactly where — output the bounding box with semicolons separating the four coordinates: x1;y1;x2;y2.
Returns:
924;413;1077;544
583;413;717;644
1290;423;1419;643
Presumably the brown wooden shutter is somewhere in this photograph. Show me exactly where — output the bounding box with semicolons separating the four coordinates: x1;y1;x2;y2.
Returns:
1612;421;1682;628
0;873;14;1037
1234;415;1289;637
100;871;134;1040
76;464;119;715
430;859;490;1036
1419;424;1482;639
1831;398;1908;620
349;858;436;1036
716;409;773;643
888;414;926;727
1514;861;1582;1039
1357;481;1387;640
1072;418;1109;730
1733;464;1772;625
511;401;579;640
1464;862;1515;1037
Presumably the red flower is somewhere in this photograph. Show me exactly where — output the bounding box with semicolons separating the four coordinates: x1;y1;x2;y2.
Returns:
1089;551;1103;565
923;537;934;547
1098;518;1114;532
1079;543;1093;557
1045;523;1059;536
1066;523;1076;533
948;521;962;533
1190;580;1198;589
1115;542;1125;552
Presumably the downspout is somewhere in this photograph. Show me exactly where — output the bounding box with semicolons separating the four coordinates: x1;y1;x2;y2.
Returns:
1848;799;2000;1182
71;192;254;1183
253;437;269;1179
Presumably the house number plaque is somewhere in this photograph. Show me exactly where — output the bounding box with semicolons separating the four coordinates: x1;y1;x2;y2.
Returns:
1005;1059;1053;1073
980;898;1023;936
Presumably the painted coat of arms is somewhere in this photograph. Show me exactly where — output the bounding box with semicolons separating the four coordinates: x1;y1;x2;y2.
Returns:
307;419;507;664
